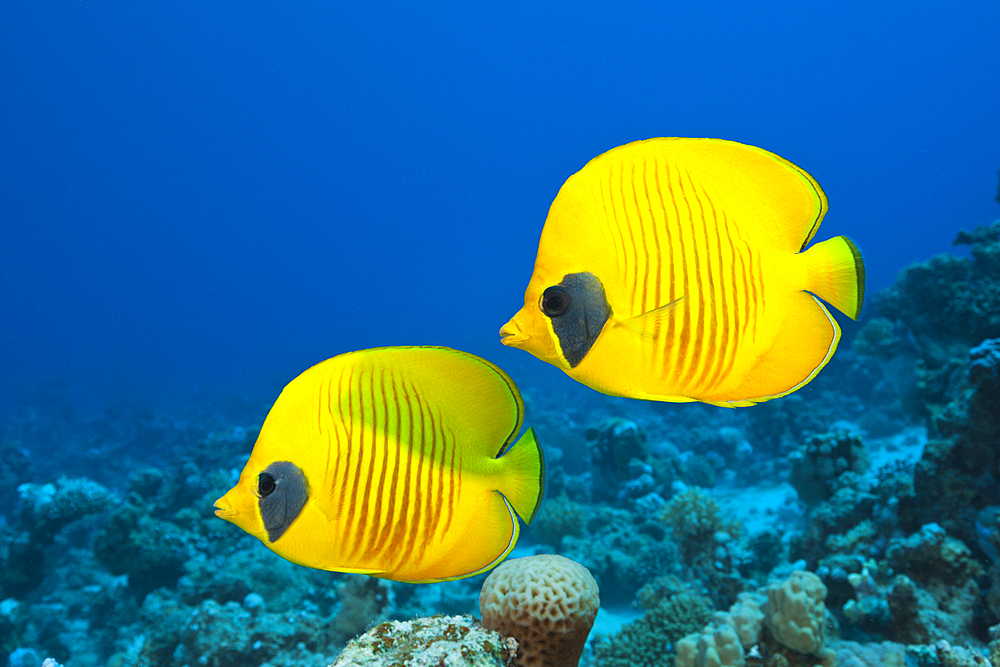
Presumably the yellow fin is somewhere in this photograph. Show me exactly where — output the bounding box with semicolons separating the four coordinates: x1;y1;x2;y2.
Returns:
737;292;840;404
802;235;866;320
467;495;520;576
412;493;521;584
495;427;545;524
311;488;350;524
584;138;829;253
334;566;385;576
351;346;525;459
623;390;699;404
618;297;684;339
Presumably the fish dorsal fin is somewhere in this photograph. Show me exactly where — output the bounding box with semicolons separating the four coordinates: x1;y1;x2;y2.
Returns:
619;296;684;339
574;138;829;253
349;346;524;460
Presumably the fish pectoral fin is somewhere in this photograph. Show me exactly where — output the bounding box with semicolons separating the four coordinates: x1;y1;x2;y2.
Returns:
620;296;684;339
311;496;343;524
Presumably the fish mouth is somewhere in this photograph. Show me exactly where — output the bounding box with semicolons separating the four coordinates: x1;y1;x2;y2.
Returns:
213;496;237;519
499;320;526;347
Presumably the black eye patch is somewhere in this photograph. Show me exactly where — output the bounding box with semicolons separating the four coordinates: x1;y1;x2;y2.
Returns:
257;461;308;543
545;272;610;367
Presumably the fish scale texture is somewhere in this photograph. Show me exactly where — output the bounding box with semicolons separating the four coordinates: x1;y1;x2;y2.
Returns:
479;555;599;667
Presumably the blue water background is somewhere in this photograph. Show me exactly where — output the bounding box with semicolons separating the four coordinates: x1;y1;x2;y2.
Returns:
2;0;999;416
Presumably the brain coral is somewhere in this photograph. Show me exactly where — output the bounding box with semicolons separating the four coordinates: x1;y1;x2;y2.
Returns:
479;554;599;667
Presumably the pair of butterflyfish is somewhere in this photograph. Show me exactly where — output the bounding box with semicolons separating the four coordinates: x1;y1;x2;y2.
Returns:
216;137;865;581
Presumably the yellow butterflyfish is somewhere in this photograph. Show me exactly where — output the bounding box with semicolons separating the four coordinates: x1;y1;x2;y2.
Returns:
214;346;544;583
500;138;865;407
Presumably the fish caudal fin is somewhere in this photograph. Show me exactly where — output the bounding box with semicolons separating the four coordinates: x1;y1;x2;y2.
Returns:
496;427;545;524
802;235;865;320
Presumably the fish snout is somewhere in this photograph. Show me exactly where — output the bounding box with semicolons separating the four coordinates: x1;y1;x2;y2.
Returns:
213;492;238;520
499;317;526;347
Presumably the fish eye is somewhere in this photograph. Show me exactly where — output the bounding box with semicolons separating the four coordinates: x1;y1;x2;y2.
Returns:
541;286;571;317
257;473;276;497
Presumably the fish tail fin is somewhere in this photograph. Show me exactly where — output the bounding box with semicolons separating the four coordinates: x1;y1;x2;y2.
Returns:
496;427;545;524
803;235;865;320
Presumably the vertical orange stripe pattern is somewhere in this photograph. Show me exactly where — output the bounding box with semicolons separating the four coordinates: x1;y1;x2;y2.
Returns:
594;149;770;397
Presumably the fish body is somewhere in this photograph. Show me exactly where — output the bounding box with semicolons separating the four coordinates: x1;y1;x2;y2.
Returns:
500;138;865;406
214;346;544;583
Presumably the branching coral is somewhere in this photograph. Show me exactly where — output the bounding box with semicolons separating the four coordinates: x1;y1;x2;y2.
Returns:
592;581;713;667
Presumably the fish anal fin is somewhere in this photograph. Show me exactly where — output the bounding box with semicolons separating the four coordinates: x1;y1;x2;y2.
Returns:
407;492;519;583
455;494;519;580
725;292;840;404
625;390;699;404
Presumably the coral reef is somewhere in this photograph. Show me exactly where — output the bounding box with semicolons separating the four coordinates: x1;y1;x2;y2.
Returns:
332;576;394;645
330;615;516;667
172;597;329;667
480;555;599;667
590;581;712;667
761;570;832;658
832;640;907;667
17;477;118;540
675;619;744;667
873;220;1000;416
530;494;587;550
884;523;984;646
788;431;870;507
559;505;676;606
93;504;191;598
659;486;746;608
851;317;900;360
5;218;1000;667
877;221;1000;348
660;487;741;569
586;419;648;504
673;570;835;667
914;336;1000;546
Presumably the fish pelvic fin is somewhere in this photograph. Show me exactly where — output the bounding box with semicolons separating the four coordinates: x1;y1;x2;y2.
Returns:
496;427;545;525
802;236;865;320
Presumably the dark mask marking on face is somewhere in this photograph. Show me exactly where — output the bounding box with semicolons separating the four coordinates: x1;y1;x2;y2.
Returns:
257;461;308;543
541;272;610;367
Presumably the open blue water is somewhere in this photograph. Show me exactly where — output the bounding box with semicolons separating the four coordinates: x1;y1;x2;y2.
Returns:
2;0;999;415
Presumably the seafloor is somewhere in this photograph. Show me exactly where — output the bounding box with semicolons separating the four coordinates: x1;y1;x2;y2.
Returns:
3;220;1000;667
